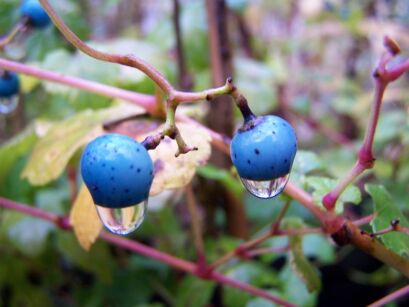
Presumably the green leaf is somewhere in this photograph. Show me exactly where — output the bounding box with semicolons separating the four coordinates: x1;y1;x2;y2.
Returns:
291;151;323;187
374;110;407;143
234;59;277;115
56;232;114;282
279;264;318;307
246;297;278;307
175;275;215;307
223;262;280;307
197;164;244;196
303;234;335;264
0;124;38;188
8;217;54;256
282;218;321;293
305;176;362;212
366;184;409;257
22;103;144;185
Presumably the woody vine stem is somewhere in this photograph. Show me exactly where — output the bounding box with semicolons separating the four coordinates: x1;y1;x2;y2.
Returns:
1;0;409;305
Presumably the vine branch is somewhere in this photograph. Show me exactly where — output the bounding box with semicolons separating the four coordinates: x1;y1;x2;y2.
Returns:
38;0;247;157
322;36;409;210
0;197;295;307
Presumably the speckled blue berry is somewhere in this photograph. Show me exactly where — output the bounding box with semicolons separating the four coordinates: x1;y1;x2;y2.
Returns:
231;115;297;181
21;0;51;29
0;72;20;98
80;134;154;208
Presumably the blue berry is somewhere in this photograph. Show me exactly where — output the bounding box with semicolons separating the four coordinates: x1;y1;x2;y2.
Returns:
231;115;297;181
21;0;51;29
80;134;154;208
0;72;20;98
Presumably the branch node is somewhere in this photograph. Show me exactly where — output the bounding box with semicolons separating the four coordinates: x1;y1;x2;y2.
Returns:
384;36;401;56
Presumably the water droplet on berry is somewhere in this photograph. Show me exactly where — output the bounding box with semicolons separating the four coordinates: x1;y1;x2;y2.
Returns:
0;95;19;114
241;174;289;199
95;200;147;235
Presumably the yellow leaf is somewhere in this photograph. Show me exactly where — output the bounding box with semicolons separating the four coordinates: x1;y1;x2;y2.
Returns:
20;74;40;93
22;103;144;185
142;122;212;195
70;185;102;251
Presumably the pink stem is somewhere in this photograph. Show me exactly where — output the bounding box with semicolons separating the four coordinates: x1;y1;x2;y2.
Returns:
0;197;59;223
368;284;409;307
0;197;294;306
0;58;156;113
100;232;196;273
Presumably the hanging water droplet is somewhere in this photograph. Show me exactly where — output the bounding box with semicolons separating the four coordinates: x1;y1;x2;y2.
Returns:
2;31;28;60
95;200;147;235
0;95;19;115
241;174;290;199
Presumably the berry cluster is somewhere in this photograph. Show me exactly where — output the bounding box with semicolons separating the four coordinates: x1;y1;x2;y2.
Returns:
81;111;297;234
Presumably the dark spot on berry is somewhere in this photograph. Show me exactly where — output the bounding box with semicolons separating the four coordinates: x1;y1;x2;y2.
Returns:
282;123;286;127
110;176;115;181
137;168;141;173
247;159;251;164
254;149;260;155
130;165;134;169
92;156;97;161
150;171;153;175
114;149;118;153
92;185;98;191
102;163;106;167
272;131;276;135
124;189;129;193
284;159;288;163
137;148;140;152
112;187;116;192
271;166;275;170
111;167;115;171
234;153;237;159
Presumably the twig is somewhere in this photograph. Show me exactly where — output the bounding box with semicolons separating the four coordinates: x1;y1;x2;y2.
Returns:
39;0;174;94
368;284;409;307
0;18;28;49
323;36;409;211
0;197;295;307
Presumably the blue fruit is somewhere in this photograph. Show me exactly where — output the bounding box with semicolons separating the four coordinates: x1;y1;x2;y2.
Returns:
80;134;154;208
231;115;297;181
21;0;51;29
0;72;20;98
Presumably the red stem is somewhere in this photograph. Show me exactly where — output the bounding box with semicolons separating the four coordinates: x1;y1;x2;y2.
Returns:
0;58;156;113
368;284;409;307
0;197;294;306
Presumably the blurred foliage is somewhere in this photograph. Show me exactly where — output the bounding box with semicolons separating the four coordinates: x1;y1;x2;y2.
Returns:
1;0;409;306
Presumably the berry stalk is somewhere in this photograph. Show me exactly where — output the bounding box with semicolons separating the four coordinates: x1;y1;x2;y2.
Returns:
322;36;409;211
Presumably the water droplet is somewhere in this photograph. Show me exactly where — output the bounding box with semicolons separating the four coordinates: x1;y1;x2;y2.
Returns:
0;95;19;115
2;31;28;60
95;200;147;235
241;174;289;199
